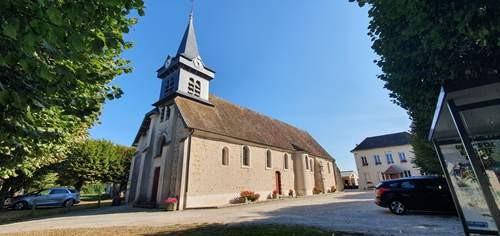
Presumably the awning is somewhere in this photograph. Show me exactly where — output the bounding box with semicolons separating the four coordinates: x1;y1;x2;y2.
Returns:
384;165;403;174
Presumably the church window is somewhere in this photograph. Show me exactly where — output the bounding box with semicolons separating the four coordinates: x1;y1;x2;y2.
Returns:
242;146;250;167
266;150;272;169
188;78;195;95
165;106;171;120
194;81;201;97
155;135;167;158
305;155;309;170
222;147;229;166
284;154;289;170
159;107;165;121
310;159;314;172
327;162;331;173
188;78;201;97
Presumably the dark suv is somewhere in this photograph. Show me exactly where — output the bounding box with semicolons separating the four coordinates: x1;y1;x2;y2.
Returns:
375;176;455;215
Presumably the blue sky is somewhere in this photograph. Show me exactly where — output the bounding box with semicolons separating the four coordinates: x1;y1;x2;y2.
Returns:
90;0;411;172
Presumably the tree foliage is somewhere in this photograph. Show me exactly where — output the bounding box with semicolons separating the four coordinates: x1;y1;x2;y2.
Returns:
57;139;135;191
0;0;144;179
352;0;500;173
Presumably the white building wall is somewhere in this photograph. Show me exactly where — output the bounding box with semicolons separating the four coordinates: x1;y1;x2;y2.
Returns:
353;144;421;190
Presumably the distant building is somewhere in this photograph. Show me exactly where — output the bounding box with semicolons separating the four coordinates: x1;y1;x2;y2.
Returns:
126;13;341;209
341;171;358;189
351;132;421;190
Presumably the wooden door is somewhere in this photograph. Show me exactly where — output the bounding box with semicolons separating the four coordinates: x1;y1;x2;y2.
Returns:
151;167;160;202
275;171;282;195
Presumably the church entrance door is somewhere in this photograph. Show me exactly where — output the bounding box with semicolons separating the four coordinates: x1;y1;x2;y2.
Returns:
275;171;282;195
151;167;160;203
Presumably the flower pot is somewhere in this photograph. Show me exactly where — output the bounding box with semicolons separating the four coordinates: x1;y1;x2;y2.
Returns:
166;203;177;211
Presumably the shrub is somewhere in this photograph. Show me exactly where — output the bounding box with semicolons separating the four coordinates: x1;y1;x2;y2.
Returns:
272;190;279;199
330;186;336;193
313;187;322;194
240;191;259;202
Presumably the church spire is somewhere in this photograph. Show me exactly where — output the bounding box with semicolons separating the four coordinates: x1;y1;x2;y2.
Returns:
176;12;200;60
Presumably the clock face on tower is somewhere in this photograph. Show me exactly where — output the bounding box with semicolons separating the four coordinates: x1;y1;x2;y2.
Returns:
193;56;203;69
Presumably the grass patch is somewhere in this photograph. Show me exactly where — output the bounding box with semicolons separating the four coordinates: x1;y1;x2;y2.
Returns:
0;223;364;236
0;200;112;225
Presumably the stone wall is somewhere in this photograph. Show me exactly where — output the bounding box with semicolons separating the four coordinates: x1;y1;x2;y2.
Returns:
185;136;295;208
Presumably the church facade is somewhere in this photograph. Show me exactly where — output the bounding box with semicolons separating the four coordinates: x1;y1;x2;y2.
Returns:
126;14;342;210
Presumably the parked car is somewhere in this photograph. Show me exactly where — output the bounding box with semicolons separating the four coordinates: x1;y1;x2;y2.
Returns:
4;187;80;210
375;176;455;215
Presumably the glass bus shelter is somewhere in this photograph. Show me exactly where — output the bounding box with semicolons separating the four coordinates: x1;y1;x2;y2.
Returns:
428;79;500;235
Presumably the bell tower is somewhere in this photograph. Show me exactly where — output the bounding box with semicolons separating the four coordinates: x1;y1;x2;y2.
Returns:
155;12;215;105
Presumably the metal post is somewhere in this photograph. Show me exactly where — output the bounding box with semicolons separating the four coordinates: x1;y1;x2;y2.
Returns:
447;100;500;231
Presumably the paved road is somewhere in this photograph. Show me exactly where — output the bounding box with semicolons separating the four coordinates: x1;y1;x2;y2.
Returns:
0;191;463;235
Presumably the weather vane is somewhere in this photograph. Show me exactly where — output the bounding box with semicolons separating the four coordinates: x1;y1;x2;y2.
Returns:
189;0;195;18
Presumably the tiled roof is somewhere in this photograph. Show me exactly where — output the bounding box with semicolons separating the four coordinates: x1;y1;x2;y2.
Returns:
351;132;411;152
175;94;333;159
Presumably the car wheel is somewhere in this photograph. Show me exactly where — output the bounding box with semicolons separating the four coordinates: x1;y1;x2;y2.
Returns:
13;201;26;210
63;199;74;208
389;200;406;215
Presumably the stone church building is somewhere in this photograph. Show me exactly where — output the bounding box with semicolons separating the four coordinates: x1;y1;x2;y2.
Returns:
126;14;342;210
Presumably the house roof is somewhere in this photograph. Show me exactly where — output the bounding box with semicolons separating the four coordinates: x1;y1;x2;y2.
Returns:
351;132;411;152
175;94;333;159
341;171;356;177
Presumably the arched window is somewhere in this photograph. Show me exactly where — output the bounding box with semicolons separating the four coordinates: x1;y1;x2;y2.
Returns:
187;78;201;97
194;81;201;97
188;78;195;95
155;135;167;157
266;150;272;168
305;155;309;169
242;146;250;167
222;147;229;166
284;154;289;170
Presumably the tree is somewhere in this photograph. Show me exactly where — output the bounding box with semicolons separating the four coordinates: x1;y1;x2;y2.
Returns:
57;139;134;191
0;0;144;182
351;0;500;173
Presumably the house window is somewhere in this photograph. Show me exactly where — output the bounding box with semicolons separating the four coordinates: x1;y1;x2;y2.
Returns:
305;155;309;169
284;154;289;170
398;152;407;163
242;146;250;167
266;150;272;168
373;155;381;165
386;153;394;164
222;147;229;166
361;156;368;166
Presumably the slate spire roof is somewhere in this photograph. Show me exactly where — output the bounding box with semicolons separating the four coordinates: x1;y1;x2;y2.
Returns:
176;13;200;60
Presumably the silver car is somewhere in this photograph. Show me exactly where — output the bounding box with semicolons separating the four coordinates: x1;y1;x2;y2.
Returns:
5;187;80;210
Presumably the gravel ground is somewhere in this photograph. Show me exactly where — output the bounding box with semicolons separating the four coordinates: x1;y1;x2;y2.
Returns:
0;190;463;235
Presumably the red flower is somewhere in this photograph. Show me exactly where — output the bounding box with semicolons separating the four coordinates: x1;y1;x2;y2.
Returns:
165;197;177;204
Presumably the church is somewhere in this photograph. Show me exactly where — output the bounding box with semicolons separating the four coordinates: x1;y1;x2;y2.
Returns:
126;13;342;210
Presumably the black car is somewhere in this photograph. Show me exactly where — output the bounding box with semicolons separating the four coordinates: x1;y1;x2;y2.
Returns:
375;176;455;215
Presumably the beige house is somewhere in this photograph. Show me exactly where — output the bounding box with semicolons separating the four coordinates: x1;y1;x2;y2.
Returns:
351;132;421;190
341;171;358;189
126;14;341;210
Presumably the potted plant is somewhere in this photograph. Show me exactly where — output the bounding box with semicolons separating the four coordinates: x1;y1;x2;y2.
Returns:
164;197;177;211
